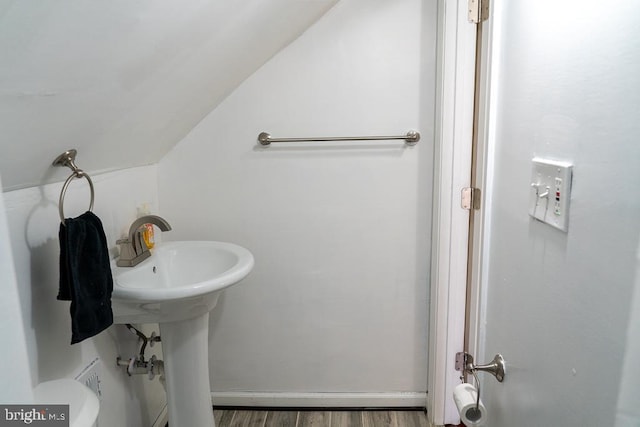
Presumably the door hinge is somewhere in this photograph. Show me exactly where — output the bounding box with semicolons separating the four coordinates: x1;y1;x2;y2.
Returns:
461;187;481;210
468;0;489;24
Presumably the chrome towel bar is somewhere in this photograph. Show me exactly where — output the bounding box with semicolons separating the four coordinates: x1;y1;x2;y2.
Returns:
53;149;95;225
257;130;420;146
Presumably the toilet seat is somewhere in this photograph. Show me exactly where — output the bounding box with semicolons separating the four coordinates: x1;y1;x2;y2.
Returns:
34;379;99;427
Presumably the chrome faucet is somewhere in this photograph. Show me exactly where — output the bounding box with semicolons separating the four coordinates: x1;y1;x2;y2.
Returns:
116;215;172;267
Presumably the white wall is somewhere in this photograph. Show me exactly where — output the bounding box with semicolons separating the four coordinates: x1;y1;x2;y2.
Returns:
159;0;436;401
0;175;33;404
480;1;640;426
3;165;166;426
616;239;640;426
0;0;337;191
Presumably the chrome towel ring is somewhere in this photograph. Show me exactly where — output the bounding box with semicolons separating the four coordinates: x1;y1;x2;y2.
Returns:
53;149;95;225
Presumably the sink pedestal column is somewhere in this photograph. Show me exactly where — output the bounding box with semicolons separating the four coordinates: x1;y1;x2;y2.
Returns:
160;312;215;426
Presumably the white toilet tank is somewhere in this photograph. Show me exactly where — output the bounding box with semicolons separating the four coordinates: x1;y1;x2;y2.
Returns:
34;379;99;427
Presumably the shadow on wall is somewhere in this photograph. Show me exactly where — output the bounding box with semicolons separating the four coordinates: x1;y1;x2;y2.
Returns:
25;189;83;380
30;239;83;379
251;142;410;155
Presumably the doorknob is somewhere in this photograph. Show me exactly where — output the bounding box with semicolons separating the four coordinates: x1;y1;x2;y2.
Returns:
456;352;506;382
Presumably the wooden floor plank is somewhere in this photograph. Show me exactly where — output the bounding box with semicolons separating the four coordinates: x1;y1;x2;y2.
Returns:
214;409;236;426
298;411;330;427
213;409;236;427
208;409;428;427
393;411;429;427
330;411;362;427
362;411;393;427
229;410;268;427
264;411;298;427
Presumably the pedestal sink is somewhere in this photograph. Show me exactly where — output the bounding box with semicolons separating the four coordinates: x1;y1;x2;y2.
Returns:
111;241;254;427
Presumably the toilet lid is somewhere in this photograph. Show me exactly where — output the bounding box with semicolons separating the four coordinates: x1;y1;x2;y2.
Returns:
34;379;99;427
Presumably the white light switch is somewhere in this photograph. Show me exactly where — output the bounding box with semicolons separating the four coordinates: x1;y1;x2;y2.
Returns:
529;158;573;232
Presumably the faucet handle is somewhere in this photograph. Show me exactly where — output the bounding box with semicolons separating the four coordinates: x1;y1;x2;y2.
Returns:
116;237;139;266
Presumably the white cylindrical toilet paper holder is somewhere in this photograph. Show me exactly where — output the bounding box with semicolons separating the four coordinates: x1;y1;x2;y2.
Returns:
453;383;487;426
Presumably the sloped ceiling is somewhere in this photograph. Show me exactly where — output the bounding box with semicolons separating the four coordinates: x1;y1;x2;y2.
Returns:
0;0;338;191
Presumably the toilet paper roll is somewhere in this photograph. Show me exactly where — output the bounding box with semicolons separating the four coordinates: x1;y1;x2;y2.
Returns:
453;382;487;426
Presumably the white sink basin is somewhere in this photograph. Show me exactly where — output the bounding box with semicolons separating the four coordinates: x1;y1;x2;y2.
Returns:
111;240;254;324
111;239;254;426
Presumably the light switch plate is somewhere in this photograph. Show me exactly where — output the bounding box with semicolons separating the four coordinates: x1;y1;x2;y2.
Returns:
529;158;573;232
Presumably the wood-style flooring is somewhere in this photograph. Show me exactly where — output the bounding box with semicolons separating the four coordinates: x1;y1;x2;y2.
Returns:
211;409;430;427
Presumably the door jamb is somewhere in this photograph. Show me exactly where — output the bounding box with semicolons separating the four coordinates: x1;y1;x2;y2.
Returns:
466;0;500;372
427;0;478;425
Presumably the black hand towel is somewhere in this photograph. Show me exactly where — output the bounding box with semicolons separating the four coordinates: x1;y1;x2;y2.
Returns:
58;211;113;344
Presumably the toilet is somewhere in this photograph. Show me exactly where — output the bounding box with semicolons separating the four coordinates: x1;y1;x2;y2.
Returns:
34;379;99;427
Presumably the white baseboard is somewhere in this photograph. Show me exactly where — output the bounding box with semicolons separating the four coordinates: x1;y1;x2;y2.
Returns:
151;404;168;427
210;392;427;408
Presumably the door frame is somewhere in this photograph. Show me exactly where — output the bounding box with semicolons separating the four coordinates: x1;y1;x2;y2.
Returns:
465;0;500;373
427;0;478;425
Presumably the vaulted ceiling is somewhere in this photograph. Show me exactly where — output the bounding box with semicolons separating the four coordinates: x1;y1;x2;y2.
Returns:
0;0;338;191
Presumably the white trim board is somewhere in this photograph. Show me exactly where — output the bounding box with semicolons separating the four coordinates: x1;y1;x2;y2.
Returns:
210;392;427;408
427;0;478;425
